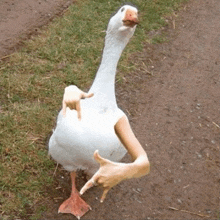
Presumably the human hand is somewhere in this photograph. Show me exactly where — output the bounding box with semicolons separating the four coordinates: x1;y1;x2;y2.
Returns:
80;150;129;203
62;85;93;120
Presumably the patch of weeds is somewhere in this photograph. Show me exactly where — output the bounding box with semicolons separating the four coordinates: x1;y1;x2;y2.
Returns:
152;34;168;44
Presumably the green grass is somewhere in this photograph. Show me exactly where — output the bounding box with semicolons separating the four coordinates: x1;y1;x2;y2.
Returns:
0;0;187;218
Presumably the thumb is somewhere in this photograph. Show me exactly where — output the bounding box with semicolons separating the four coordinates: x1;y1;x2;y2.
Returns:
94;150;106;165
82;92;94;99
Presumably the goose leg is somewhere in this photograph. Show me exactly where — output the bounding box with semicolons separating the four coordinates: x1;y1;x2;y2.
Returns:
58;172;91;219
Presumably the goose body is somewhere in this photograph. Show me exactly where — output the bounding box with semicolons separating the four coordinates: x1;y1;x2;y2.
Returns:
49;5;138;176
49;103;126;174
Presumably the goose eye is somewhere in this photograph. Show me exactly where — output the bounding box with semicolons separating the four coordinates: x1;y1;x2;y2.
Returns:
121;7;125;12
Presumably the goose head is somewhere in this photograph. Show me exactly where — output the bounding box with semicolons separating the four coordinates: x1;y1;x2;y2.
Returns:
107;5;139;40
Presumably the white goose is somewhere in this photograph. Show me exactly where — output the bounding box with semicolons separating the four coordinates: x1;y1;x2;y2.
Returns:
49;5;149;219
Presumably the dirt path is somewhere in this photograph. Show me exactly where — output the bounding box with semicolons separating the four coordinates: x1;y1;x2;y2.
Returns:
122;0;220;218
1;0;219;219
124;0;220;218
0;0;73;58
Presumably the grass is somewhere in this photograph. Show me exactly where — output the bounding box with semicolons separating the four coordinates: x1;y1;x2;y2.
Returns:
0;0;187;218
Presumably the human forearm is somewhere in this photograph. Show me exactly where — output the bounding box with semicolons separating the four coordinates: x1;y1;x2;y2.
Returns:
124;154;150;179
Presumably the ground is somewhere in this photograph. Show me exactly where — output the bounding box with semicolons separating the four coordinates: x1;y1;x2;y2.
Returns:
1;0;219;219
0;0;74;58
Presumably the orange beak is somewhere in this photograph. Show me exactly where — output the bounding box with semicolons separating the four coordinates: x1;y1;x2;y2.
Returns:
123;9;139;27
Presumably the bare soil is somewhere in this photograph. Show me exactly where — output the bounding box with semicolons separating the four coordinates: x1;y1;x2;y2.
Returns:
1;0;219;219
0;0;74;58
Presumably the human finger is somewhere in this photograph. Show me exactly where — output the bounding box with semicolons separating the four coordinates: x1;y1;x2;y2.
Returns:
75;101;81;120
100;188;110;203
80;178;96;195
62;101;67;117
91;179;98;186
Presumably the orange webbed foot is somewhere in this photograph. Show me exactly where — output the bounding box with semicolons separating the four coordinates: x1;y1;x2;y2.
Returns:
58;172;91;219
58;191;91;219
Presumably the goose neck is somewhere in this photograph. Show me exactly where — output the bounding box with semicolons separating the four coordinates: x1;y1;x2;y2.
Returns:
89;34;127;97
